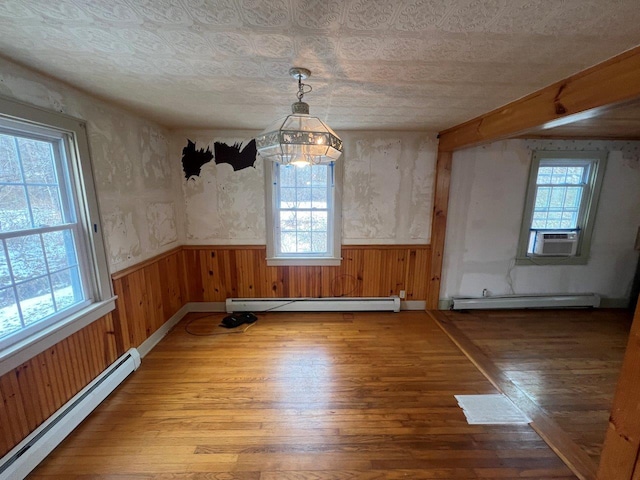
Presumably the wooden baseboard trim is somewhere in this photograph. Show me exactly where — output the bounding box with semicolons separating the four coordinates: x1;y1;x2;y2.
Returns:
111;246;182;280
137;304;190;358
428;310;598;480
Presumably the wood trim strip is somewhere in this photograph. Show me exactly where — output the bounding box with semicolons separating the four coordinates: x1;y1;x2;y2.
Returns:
182;244;265;251
426;150;452;310
428;310;598;480
183;244;430;251
111;246;182;280
438;45;640;151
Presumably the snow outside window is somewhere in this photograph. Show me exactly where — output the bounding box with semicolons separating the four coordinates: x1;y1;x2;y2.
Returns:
265;162;342;266
0;98;114;375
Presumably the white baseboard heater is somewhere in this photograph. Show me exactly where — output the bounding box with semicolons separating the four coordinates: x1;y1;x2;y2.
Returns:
451;293;600;310
0;348;141;480
226;297;401;313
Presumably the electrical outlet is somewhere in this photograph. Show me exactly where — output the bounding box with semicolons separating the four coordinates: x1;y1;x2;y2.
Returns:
399;290;406;299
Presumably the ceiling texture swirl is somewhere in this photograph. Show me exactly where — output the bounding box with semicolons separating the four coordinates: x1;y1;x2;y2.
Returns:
0;0;639;131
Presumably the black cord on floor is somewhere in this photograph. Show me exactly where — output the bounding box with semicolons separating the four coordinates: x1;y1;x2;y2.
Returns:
184;314;257;336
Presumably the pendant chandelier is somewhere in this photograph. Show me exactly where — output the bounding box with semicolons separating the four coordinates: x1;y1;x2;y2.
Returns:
256;67;343;167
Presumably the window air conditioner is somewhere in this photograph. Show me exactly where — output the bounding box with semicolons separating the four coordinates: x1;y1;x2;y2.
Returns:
533;231;578;256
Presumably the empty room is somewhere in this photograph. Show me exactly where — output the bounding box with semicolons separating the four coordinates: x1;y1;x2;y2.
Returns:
1;1;640;479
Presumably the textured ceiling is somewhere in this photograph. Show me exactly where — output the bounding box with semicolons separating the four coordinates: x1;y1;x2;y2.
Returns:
0;0;639;132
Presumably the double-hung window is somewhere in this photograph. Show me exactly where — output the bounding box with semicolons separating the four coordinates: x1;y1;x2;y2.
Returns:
0;97;113;373
516;151;607;265
265;161;341;266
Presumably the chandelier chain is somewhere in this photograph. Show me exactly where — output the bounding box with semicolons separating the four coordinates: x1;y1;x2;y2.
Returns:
296;74;312;102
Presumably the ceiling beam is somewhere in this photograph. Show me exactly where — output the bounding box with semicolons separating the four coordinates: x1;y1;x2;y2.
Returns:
438;45;640;152
427;45;640;309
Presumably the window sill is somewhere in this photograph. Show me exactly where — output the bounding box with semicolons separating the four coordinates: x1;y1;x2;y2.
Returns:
515;255;588;266
0;297;117;377
266;257;342;267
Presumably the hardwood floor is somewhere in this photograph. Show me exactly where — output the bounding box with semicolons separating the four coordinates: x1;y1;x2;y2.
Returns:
433;309;632;468
30;311;576;479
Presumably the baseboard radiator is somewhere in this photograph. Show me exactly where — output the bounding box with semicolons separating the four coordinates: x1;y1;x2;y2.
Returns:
0;348;141;480
226;297;401;313
451;293;601;310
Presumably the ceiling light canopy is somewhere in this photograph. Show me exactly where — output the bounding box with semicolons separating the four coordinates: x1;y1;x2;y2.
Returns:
256;67;343;167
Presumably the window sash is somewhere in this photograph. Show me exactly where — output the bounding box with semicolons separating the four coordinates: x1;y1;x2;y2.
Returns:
274;164;334;257
516;151;607;264
530;183;586;231
0;125;91;349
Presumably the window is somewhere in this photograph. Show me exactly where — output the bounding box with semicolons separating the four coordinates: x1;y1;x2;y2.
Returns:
0;97;114;374
265;161;341;266
516;151;607;265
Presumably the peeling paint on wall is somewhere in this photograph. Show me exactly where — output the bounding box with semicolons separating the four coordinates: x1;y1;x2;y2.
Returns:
410;138;437;241
102;208;142;265
341;132;437;244
182;139;213;179
184;160;266;243
0;57;180;273
87;111;135;193
0;73;67;114
214;140;256;171
173;132;266;244
146;202;178;248
140;125;170;187
171;130;437;246
343;138;402;240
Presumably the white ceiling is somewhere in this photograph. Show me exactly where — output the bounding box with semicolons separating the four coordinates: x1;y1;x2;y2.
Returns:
1;0;639;132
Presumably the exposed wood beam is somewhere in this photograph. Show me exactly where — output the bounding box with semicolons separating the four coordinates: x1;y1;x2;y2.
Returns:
438;45;640;151
597;297;640;480
428;45;640;308
426;150;451;310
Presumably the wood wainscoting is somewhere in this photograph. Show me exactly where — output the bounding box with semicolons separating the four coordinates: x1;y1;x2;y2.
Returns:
0;313;119;458
183;244;431;301
110;247;186;351
0;247;186;458
0;244;430;458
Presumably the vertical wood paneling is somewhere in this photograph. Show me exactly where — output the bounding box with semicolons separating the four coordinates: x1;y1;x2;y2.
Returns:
112;248;186;348
182;245;430;301
0;313;119;457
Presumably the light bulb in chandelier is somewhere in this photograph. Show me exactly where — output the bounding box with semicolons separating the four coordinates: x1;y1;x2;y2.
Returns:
255;67;343;166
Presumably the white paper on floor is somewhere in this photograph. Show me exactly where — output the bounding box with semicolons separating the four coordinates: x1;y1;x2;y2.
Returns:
455;394;531;425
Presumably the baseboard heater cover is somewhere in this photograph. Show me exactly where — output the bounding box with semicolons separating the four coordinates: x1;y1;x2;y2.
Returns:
0;348;141;480
451;293;600;310
226;297;401;313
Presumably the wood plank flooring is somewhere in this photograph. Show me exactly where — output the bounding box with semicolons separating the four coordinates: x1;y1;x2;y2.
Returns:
434;309;632;466
29;311;576;479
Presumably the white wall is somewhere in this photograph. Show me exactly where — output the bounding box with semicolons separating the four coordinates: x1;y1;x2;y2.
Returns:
0;58;180;272
442;139;640;304
170;130;438;245
0;57;437;273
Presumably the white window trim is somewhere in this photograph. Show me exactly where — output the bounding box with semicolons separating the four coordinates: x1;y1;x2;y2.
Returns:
0;95;115;377
264;160;342;266
516;150;608;266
